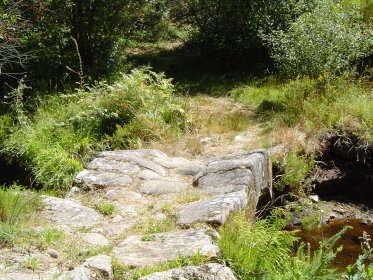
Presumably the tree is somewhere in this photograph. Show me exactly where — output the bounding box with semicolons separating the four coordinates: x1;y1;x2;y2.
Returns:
0;0;30;83
267;0;373;78
187;0;317;68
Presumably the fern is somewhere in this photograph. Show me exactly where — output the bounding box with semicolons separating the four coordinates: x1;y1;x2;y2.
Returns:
219;211;347;280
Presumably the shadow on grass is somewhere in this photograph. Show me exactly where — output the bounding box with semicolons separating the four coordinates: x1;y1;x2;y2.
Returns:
124;44;269;96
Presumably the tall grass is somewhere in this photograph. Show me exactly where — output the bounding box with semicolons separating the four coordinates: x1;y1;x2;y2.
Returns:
219;210;348;280
1;69;188;192
0;185;42;245
232;75;373;143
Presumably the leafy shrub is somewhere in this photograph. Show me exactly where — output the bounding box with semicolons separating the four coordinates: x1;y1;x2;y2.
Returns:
187;0;316;66
219;210;347;280
267;0;373;78
1;69;187;192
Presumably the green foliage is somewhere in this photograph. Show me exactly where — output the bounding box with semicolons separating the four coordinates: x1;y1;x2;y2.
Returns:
268;0;373;78
1;69;187;192
97;202;117;216
188;0;316;66
132;216;176;235
345;232;373;280
219;210;347;280
0;114;12;144
22;0;130;86
275;153;315;192
0;185;42;245
24;256;39;271
232;76;373;143
34;228;65;250
0;185;41;225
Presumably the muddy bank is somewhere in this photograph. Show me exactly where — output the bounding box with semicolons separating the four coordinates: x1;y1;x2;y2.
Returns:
313;134;373;208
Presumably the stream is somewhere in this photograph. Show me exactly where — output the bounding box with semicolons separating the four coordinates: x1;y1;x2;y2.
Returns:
289;219;373;271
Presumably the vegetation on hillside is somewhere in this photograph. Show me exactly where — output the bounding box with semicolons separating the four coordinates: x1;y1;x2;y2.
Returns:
1;0;372;278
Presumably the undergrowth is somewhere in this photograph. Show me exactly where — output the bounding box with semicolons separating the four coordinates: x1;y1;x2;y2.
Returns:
231;75;373;143
0;69;188;192
219;210;350;280
0;185;43;245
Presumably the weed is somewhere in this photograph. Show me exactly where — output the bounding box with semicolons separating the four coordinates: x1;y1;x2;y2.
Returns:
0;186;42;245
24;256;39;271
78;245;112;261
97;202;117;216
159;202;172;214
141;235;156;242
36;228;65;249
174;192;202;204
301;213;320;232
345;232;373;280
275;152;315;193
133;216;177;235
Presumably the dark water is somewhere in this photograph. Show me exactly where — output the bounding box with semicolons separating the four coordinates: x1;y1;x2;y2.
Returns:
288;219;373;271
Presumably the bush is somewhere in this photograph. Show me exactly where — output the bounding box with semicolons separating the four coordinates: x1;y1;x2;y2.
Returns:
267;0;373;78
1;69;187;192
187;0;316;66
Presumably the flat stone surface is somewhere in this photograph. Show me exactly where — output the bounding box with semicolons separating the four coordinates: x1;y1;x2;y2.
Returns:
74;169;132;189
0;272;58;280
86;157;140;174
138;169;162;180
177;191;247;226
112;229;219;267
139;180;189;195
98;152;167;176
99;149;167;159
42;196;103;228
57;266;92;280
82;233;109;246
174;164;205;176
105;189;143;200
57;255;113;280
193;150;271;202
152;156;191;169
139;263;237;280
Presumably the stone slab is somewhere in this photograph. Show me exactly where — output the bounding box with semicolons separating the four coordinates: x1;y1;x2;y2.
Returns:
139;263;237;280
139;180;189;195
112;229;219;267
42;196;103;228
177;191;247;226
74;169;132;189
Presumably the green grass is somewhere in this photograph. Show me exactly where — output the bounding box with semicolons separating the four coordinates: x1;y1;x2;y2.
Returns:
24;256;39;271
132;216;177;235
0;185;43;245
219;210;349;280
275;152;316;193
231;75;373;143
97;202;117;216
0;69;188;193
